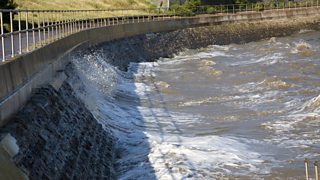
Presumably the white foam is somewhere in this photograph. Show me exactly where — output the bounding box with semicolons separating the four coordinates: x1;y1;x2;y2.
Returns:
159;45;232;66
299;29;315;34
291;40;313;54
262;95;320;150
231;53;283;66
146;134;270;179
71;52;121;96
128;62;158;78
300;94;320;112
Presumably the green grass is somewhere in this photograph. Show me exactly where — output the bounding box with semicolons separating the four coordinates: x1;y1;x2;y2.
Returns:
14;0;155;10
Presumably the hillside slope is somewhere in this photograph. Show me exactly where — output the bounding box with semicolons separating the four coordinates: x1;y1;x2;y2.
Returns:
15;0;155;10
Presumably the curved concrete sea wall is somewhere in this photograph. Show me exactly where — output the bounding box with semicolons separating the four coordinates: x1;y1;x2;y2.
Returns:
0;7;320;127
0;7;320;179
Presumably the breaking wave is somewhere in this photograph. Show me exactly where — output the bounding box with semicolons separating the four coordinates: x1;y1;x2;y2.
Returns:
67;30;320;179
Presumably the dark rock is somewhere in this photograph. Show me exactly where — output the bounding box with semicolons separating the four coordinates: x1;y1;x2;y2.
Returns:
4;83;116;179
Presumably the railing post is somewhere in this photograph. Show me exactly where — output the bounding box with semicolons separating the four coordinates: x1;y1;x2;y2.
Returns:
142;10;145;22
58;11;62;39
19;12;22;54
163;9;165;20
70;11;73;34
32;12;36;50
62;11;65;36
121;10;125;24
51;12;54;41
305;159;309;180
52;12;55;40
85;11;88;29
26;12;29;52
74;11;77;32
81;11;84;29
63;11;66;36
73;11;76;31
233;4;235;14
47;11;51;43
66;11;69;34
10;11;14;58
49;11;52;42
69;11;72;34
289;1;290;9
54;12;58;40
0;12;5;61
315;161;319;180
73;11;76;32
37;12;41;46
89;12;92;28
42;12;46;44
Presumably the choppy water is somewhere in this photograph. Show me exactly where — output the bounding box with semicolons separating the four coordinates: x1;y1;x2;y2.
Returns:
71;30;320;179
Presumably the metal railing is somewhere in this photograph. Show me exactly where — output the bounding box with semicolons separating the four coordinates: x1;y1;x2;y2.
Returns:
305;159;319;180
0;8;172;62
0;1;319;62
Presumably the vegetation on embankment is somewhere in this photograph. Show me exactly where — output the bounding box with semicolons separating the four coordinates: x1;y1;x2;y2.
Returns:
1;0;156;32
14;0;155;10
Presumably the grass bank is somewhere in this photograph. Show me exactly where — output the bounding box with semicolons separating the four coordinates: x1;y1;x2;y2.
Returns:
15;0;155;10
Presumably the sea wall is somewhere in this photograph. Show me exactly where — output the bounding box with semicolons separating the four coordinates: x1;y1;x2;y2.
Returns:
0;7;320;127
0;8;320;180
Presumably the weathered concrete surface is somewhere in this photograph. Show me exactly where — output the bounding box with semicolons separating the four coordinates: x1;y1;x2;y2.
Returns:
0;43;90;127
0;7;320;127
0;147;26;180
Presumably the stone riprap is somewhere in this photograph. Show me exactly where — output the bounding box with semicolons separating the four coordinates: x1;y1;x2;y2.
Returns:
0;83;116;179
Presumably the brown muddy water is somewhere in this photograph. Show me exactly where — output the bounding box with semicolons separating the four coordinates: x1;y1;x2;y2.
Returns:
123;30;320;179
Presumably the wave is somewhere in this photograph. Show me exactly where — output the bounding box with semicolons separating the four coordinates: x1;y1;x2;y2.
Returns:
66;30;320;178
147;135;270;179
71;51;122;96
262;77;292;90
299;29;315;34
300;94;320;112
291;40;315;56
230;53;283;66
198;59;216;66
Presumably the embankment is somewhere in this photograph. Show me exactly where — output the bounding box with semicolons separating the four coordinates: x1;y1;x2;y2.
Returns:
1;15;320;179
93;15;320;70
